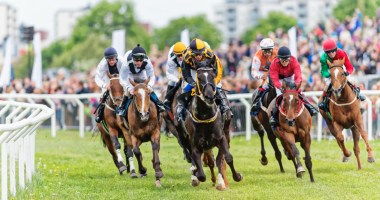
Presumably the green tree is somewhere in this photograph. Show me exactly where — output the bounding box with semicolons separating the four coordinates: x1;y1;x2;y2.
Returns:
153;15;223;49
333;0;380;21
241;12;297;44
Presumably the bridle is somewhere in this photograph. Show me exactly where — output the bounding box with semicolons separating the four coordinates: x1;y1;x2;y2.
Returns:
105;76;123;111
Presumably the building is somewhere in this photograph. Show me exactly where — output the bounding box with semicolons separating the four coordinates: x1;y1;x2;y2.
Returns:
0;3;17;65
214;0;338;42
54;5;91;40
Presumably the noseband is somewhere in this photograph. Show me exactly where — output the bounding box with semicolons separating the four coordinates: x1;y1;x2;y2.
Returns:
329;66;347;93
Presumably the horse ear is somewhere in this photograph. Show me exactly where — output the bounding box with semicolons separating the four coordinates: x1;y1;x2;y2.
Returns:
129;78;136;86
144;77;150;85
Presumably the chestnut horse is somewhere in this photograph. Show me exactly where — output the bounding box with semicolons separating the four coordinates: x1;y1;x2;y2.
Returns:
319;58;375;169
251;78;285;173
118;78;164;187
179;67;242;190
96;74;134;176
271;81;314;182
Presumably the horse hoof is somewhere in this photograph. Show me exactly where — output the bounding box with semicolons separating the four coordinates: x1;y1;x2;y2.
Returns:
197;175;206;182
191;179;200;187
119;166;128;175
155;180;162;188
130;170;138;179
216;184;226;191
155;171;164;179
368;157;375;163
296;171;304;178
342;156;350;162
296;166;305;178
260;158;268;166
140;173;147;178
233;173;243;182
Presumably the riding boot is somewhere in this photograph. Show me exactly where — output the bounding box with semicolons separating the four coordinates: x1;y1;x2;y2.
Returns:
269;104;279;127
298;94;319;116
95;104;105;123
117;95;129;117
150;91;166;112
216;89;229;114
163;85;175;110
250;88;265;115
354;85;366;101
318;84;332;111
176;92;192;121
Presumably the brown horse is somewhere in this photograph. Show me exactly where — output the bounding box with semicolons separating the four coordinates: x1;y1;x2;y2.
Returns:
179;67;242;190
319;58;375;169
118;78;164;187
271;80;314;182
251;79;285;173
96;74;134;176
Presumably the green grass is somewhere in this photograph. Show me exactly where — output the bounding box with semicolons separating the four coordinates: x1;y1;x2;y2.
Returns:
15;129;380;200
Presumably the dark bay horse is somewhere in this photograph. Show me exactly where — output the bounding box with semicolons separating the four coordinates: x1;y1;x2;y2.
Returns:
118;78;164;187
319;58;375;169
271;81;314;182
251;79;285;173
96;74;134;176
180;67;242;190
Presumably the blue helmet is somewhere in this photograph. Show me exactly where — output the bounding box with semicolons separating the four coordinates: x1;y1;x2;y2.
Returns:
277;46;291;59
104;47;118;59
132;44;146;60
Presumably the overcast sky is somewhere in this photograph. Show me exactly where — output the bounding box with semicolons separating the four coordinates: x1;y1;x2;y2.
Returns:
2;0;222;41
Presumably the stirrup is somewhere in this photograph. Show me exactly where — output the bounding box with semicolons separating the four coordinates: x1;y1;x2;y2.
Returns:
269;116;277;127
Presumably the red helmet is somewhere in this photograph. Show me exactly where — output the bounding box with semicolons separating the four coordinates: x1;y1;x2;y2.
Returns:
322;39;337;52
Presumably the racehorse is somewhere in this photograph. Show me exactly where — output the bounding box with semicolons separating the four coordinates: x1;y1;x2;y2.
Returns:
179;67;242;190
118;78;164;187
251;78;285;173
96;74;134;176
271;81;314;182
319;58;375;169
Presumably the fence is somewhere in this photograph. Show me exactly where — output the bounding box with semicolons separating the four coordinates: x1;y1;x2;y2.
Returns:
0;101;53;200
0;90;379;141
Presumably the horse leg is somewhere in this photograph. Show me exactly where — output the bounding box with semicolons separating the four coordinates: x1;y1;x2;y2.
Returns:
190;160;200;187
123;141;137;178
326;121;352;160
131;139;146;177
109;129;127;174
218;137;242;182
353;122;375;163
100;129;125;174
351;127;362;170
204;150;216;186
300;130;314;182
215;149;227;191
267;128;285;173
191;148;206;183
252;116;268;165
151;131;163;187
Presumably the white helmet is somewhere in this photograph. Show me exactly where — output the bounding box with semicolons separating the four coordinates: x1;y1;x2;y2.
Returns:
260;38;274;50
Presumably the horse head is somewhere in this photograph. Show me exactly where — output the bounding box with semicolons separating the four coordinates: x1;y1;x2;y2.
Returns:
107;73;124;108
281;80;301;126
327;58;348;98
195;67;217;105
129;78;151;122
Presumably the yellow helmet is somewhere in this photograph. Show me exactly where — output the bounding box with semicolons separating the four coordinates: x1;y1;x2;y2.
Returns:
173;42;186;54
189;38;206;55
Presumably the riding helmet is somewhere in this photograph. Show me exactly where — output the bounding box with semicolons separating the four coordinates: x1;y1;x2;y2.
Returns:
173;42;186;54
189;38;206;55
104;47;118;59
322;39;337;52
277;46;291;59
260;38;274;50
132;44;146;60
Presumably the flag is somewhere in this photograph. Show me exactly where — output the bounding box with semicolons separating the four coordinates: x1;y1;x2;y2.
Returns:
31;32;42;88
0;37;13;89
288;26;297;58
181;29;190;47
112;29;125;56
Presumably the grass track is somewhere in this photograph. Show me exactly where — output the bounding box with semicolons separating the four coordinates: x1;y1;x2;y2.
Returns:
15;129;380;200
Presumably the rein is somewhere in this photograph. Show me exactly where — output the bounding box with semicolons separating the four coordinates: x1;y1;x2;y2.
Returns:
189;105;220;123
106;76;123;111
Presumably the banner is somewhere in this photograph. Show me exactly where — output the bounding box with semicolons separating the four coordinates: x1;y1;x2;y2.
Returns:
288;26;297;58
112;29;126;56
181;29;190;47
31;32;42;88
0;37;13;90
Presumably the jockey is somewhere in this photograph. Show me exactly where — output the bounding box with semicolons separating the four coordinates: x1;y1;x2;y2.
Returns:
94;47;124;123
117;44;166;117
163;41;187;109
269;46;318;126
250;38;279;114
318;38;366;111
176;38;228;121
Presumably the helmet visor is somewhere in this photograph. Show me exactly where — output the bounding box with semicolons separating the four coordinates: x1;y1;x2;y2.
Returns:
132;53;145;61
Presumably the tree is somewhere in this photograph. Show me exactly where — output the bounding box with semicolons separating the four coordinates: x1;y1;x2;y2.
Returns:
333;0;380;21
153;15;223;50
241;12;297;44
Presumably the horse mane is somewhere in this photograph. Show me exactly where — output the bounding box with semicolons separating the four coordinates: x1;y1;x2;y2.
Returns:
327;58;345;68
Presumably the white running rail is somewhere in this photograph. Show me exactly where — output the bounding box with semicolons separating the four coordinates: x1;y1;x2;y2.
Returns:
0;101;53;200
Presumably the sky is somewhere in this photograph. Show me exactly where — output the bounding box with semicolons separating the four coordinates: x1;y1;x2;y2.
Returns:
2;0;222;42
